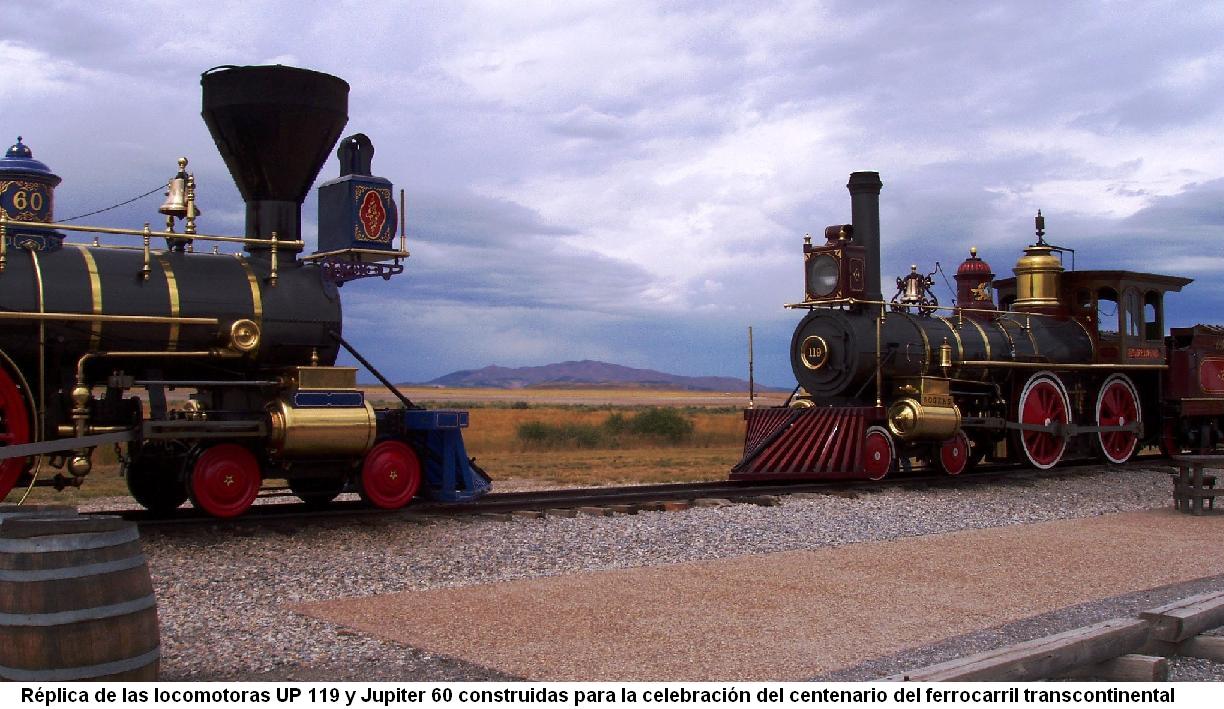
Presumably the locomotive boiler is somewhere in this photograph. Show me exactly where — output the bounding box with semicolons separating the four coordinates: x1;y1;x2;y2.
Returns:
734;170;1218;480
0;65;489;516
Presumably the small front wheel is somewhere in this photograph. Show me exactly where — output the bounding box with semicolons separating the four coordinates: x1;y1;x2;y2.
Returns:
359;441;422;510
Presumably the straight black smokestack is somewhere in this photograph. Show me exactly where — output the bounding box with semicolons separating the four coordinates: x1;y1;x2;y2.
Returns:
847;171;883;303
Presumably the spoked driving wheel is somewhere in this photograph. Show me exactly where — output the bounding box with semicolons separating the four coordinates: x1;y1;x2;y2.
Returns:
1095;374;1141;464
1015;371;1071;470
0;361;33;501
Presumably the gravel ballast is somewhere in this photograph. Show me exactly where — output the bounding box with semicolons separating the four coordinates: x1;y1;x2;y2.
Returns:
117;463;1224;681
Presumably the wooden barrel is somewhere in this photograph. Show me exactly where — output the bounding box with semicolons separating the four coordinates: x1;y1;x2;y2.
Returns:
0;507;159;681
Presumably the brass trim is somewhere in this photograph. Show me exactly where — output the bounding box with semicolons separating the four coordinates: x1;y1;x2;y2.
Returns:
295;366;359;390
0;311;217;325
995;318;1017;359
228;319;261;353
27;247;45;451
965;316;991;361
300;247;410;264
238;257;263;320
1072;316;1097;361
956;361;1168;370
72;245;103;350
155;253;180;351
1024;317;1040;358
76;350;240;384
237;257;263;357
0;216;306;251
799;335;829;370
907;316;931;373
934;316;963;374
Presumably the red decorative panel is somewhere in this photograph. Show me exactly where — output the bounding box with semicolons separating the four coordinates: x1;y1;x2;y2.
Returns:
358;189;387;240
1199;358;1224;394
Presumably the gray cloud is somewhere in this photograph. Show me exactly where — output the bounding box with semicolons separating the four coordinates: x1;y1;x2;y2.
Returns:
4;1;1224;385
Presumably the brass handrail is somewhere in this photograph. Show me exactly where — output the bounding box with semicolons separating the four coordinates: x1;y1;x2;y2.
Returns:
0;217;305;251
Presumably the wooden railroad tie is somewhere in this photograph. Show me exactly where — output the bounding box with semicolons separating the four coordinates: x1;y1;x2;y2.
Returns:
885;589;1224;681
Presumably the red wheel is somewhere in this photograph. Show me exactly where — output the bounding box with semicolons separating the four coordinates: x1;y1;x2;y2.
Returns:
1016;372;1070;470
933;430;971;476
188;444;261;518
1095;374;1141;464
862;426;895;481
359;441;422;509
0;362;33;501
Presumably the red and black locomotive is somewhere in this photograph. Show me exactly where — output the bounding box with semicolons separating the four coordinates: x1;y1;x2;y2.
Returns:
734;171;1224;480
0;65;489;516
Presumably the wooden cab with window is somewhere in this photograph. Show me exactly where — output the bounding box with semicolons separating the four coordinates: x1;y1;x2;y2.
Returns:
998;270;1191;365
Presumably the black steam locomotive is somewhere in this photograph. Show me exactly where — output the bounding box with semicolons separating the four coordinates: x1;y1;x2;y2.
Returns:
0;65;489;516
734;171;1224;479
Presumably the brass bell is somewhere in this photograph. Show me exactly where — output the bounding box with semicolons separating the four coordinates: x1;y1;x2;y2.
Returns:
159;157;190;217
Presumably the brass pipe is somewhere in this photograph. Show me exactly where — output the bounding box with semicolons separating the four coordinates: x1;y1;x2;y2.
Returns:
140;223;151;280
0;221;6;273
956;360;1168;370
399;188;406;254
0;311;218;325
875;310;884;407
75;349;240;384
268;231;279;287
27;247;46;462
0;217;305;250
786;297;1053;319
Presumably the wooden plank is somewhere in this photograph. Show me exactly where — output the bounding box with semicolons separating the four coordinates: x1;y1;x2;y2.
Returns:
1177;635;1224;662
1062;654;1169;681
883;618;1150;681
1141;591;1224;642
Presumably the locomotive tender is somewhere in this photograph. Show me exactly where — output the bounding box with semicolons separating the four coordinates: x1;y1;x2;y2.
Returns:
734;171;1223;479
0;65;489;516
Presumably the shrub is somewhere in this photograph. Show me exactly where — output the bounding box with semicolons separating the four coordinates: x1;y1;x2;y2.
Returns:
626;408;694;443
516;421;608;448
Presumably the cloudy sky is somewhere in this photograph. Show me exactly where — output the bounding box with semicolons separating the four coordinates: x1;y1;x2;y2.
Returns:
4;1;1224;386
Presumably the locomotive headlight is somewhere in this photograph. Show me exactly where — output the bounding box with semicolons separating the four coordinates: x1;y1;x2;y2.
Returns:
806;254;839;298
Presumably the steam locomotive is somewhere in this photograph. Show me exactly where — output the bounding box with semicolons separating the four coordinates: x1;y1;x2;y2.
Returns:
734;171;1224;479
0;65;489;516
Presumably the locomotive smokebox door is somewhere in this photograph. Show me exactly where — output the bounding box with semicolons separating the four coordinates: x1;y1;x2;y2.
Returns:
317;133;399;254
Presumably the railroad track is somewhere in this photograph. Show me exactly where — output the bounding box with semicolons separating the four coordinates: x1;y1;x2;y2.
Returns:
79;453;1173;530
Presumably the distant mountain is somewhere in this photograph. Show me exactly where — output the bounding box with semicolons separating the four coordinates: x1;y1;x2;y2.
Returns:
422;360;771;392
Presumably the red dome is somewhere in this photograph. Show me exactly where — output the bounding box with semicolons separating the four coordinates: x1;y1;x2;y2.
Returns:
956;247;993;277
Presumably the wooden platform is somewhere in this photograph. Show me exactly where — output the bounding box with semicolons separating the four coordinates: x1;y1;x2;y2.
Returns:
295;509;1224;681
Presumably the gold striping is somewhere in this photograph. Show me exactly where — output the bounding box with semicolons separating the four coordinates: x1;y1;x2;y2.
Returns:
965;317;991;362
1024;316;1040;358
1072;317;1096;362
73;245;103;350
155;253;180;351
27;248;45;443
934;316;963;359
994;318;1017;359
237;255;263;355
905;315;931;374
